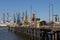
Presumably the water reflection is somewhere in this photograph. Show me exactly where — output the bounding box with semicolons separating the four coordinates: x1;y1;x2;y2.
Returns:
0;27;26;40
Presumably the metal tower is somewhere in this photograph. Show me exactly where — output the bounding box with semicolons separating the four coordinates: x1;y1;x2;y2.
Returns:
6;12;9;22
17;13;21;25
3;13;5;23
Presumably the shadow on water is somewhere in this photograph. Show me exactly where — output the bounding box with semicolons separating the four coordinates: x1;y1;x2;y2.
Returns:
1;27;53;40
14;32;39;40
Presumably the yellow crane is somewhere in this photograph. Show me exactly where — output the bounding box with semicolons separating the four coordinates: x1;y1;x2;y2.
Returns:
25;11;29;24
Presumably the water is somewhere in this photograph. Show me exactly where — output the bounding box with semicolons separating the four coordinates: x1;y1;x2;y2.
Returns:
0;27;53;40
0;27;26;40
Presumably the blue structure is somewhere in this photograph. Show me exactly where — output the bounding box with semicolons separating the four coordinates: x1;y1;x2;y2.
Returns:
17;13;21;25
17;13;20;20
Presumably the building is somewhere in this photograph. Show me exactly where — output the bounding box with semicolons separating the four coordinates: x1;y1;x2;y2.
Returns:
35;18;40;28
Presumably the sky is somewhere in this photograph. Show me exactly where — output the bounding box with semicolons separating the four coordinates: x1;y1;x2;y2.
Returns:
0;0;60;21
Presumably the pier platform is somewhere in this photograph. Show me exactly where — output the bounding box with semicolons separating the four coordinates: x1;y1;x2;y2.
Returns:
8;26;60;40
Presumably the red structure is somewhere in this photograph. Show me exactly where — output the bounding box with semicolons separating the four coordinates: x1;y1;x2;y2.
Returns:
32;14;35;22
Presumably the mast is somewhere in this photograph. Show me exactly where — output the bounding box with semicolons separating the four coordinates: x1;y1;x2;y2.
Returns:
49;2;50;23
52;4;53;22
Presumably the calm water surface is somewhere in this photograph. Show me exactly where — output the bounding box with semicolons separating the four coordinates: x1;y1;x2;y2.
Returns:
0;27;26;40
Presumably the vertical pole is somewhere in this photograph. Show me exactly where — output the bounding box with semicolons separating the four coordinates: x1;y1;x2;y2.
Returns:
52;4;53;25
31;5;32;21
49;3;50;26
